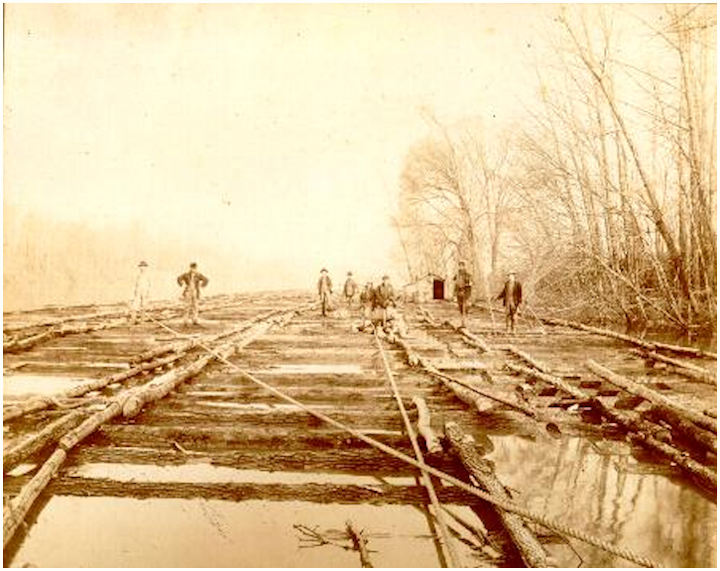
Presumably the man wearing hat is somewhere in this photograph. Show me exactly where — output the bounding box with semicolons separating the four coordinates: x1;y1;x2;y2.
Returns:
317;268;333;317
359;280;375;329
374;274;396;329
497;271;522;333
343;271;358;310
130;261;151;324
177;262;209;325
453;260;473;327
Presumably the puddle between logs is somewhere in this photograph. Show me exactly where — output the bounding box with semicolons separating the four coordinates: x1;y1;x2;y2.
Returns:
255;363;365;375
485;434;716;567
8;498;486;567
65;463;415;487
2;374;91;397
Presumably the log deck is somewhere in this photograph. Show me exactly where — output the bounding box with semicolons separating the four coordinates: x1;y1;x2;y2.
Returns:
3;293;716;568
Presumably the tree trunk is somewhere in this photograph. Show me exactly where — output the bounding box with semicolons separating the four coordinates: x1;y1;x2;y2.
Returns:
445;421;550;567
586;360;716;433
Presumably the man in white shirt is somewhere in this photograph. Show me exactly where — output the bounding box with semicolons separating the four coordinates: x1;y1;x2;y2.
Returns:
130;261;151;324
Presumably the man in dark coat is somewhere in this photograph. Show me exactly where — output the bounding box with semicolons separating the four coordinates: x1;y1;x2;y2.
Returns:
453;260;473;327
359;281;375;330
497;271;522;333
374;275;396;330
317;268;333;316
177;262;209;325
343;271;357;309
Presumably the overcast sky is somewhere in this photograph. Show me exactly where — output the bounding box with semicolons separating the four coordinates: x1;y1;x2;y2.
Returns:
5;4;552;301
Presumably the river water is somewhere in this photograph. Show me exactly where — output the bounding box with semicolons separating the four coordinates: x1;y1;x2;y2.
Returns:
7;431;715;568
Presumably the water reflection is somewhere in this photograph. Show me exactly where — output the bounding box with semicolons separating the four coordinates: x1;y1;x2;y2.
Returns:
9;498;446;568
487;435;716;567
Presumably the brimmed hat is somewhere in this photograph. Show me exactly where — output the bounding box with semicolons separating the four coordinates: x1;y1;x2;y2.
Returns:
138;261;148;267
382;274;390;279
321;268;328;273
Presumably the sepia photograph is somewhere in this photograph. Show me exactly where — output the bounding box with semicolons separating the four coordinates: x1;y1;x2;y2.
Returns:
2;3;717;568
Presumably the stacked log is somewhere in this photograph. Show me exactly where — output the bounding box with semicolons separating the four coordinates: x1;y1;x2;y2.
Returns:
509;363;716;491
537;317;716;360
3;411;85;473
3;306;304;548
629;349;715;386
586;360;716;433
445;421;550;567
642;407;716;456
3;353;182;422
2;308;295;422
394;337;537;418
4;318;127;354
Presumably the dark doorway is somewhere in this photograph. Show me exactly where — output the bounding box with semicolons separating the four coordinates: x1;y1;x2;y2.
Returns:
432;279;444;300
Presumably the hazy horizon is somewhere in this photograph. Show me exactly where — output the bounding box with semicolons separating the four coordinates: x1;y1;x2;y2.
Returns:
5;4;577;310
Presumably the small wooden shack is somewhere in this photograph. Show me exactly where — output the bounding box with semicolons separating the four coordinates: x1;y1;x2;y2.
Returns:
402;273;447;302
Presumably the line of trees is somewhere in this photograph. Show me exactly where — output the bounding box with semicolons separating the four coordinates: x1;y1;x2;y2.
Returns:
395;5;716;333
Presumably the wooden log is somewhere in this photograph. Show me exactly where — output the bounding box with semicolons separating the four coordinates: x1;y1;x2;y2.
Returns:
121;355;214;418
3;329;54;352
417;306;439;326
505;363;587;401
505;346;551;373
2;354;182;422
3;448;67;548
3;319;125;354
630;349;716;386
3;411;85;473
2;306;296;422
445;421;550;567
2;476;478;506
509;364;717;491
58;402;124;450
346;520;373;568
120;310;305;419
539;317;716;360
412;396;442;454
586;360;716;433
394;337;538;419
643;406;716;456
127;307;277;363
3;309;124;334
458;327;492;353
2;308;302;549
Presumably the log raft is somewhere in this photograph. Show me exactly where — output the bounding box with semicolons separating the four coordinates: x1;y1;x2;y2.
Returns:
2;306;305;550
445;421;551;567
537;317;716;360
630;349;716;386
508;363;716;491
586;360;716;434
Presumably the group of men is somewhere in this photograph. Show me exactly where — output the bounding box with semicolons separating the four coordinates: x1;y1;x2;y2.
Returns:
131;259;523;333
453;260;523;332
130;261;209;326
317;269;397;330
319;264;522;333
